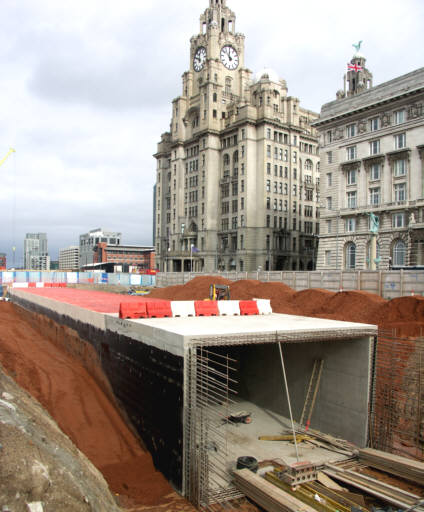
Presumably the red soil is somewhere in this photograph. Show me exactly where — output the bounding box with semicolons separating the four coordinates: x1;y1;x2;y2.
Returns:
0;302;192;510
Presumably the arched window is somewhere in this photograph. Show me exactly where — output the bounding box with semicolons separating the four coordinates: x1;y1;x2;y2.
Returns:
393;239;406;266
223;153;230;166
345;242;356;269
213;92;217;102
305;159;313;171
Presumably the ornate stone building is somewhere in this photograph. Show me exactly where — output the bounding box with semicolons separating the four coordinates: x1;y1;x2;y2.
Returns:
315;48;424;270
154;0;320;273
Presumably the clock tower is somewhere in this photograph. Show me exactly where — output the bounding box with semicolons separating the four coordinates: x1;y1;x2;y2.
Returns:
154;1;320;275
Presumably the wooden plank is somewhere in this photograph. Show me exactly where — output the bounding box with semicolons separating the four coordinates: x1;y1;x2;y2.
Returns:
317;471;345;491
233;469;317;512
359;448;424;485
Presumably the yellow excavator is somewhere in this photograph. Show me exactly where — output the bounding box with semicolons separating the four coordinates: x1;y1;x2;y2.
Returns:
209;284;230;300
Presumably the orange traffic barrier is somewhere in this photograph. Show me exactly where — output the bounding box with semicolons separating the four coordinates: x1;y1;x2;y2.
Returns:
119;302;148;319
146;300;172;318
194;300;219;316
239;300;259;315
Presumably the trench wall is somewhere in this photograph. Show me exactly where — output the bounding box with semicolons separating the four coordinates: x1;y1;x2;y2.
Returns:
231;338;371;447
10;294;184;491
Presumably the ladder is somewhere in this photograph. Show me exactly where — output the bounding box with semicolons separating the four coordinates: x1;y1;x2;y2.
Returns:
299;359;324;429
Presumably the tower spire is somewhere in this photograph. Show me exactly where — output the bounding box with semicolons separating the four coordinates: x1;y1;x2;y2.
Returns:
337;42;373;99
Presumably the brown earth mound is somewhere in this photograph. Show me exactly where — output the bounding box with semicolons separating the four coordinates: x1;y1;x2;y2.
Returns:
151;276;424;337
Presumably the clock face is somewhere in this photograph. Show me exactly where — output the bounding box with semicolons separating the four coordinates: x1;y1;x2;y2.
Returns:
193;47;207;72
220;45;239;70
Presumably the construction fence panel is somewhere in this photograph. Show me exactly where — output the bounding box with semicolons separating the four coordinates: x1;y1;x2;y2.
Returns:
155;270;424;298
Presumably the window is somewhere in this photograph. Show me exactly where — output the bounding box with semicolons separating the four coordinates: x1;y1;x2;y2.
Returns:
394;159;406;176
347;169;357;185
370;163;381;180
394;109;405;125
274;182;278;193
274;165;278;176
279;199;283;211
267;163;271;175
293;151;297;163
327;173;332;186
346;218;356;232
305;159;313;171
346;146;357;160
266;215;270;227
327;196;333;210
266;128;271;139
267;145;271;158
266;197;270;209
326;131;333;143
394;183;406;202
327;151;333;164
346;242;356;269
326;220;332;234
347;191;357;208
394;133;406;149
346;124;356;137
325;250;332;267
293;185;297;196
370;117;380;131
279;182;283;194
392;213;405;228
369;187;380;206
273;199;277;210
393;240;406;265
370;140;380;155
266;180;271;192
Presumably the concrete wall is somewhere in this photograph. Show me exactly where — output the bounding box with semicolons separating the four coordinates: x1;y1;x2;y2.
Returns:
227;338;371;447
156;270;424;299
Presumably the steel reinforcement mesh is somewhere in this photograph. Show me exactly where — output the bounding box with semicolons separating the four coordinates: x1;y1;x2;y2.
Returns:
369;331;424;460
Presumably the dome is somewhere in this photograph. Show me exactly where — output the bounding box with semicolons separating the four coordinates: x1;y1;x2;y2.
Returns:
254;67;280;83
353;51;365;59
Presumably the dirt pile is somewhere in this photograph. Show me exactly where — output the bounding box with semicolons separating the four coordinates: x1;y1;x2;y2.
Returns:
151;277;424;336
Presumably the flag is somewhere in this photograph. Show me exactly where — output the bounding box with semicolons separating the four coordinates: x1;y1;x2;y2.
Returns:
348;63;363;72
190;245;200;253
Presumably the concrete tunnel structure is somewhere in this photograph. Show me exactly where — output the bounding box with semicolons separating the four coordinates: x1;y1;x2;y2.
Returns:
8;287;377;507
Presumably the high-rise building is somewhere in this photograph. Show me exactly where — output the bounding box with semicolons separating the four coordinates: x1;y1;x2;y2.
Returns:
24;233;50;270
0;253;6;270
154;0;320;273
59;246;80;271
79;228;121;268
314;46;424;270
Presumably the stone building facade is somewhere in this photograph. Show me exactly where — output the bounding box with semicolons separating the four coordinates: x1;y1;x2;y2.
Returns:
314;51;424;270
154;0;320;273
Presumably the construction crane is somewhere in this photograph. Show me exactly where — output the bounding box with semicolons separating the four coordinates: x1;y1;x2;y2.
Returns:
0;148;15;167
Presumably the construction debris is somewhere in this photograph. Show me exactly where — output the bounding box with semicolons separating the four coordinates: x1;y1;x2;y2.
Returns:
359;448;424;486
233;468;317;512
324;461;424;510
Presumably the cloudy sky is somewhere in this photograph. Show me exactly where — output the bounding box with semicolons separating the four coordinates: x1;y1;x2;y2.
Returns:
0;0;423;267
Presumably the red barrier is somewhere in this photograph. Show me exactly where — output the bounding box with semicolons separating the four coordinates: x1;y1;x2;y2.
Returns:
239;300;259;316
194;300;219;317
28;282;36;288
146;300;172;318
119;302;148;319
45;283;52;287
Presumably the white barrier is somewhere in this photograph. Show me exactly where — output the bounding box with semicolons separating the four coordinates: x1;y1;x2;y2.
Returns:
217;301;241;316
254;298;273;315
170;301;196;318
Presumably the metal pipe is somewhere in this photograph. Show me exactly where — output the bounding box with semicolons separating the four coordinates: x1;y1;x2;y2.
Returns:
278;342;300;462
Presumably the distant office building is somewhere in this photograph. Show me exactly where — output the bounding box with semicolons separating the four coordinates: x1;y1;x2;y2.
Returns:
0;253;6;270
91;243;155;272
314;48;424;270
79;228;121;268
50;261;59;270
24;233;50;270
59;246;80;271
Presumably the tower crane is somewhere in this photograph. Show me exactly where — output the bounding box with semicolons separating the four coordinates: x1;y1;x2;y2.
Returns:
0;148;15;167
